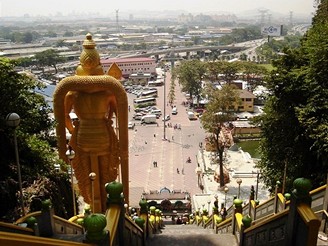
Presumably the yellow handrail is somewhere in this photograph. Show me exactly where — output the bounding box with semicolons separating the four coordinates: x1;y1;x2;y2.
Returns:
15;211;42;224
297;203;321;227
297;203;321;246
105;204;121;246
0;222;34;234
244;209;289;233
0;231;93;246
314;209;328;218
309;184;326;195
235;213;243;231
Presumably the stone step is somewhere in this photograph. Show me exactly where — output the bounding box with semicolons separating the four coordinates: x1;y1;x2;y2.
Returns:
146;224;237;246
159;224;216;234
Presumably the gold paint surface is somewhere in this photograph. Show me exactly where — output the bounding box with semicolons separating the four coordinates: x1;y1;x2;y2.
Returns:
53;34;129;213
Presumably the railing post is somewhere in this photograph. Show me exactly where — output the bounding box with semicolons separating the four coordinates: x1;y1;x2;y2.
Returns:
105;181;124;246
249;185;255;216
37;199;55;237
320;174;328;232
139;198;148;241
285;178;312;246
232;198;243;235
239;224;245;246
274;180;281;214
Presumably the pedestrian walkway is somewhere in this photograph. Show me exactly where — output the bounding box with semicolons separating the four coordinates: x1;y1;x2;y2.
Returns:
193;146;270;213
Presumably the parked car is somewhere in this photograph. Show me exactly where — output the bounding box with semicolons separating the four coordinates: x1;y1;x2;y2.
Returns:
162;115;170;121
133;113;144;120
128;122;135;129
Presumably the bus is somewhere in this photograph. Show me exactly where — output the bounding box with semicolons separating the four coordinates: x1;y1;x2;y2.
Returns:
133;97;157;108
139;90;158;98
148;80;163;87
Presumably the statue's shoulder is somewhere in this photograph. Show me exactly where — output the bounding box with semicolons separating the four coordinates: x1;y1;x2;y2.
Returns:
65;91;79;99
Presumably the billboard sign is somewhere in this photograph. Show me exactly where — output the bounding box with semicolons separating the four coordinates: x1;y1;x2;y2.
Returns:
261;25;282;36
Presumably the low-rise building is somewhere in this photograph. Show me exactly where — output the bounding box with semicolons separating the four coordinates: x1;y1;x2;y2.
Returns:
101;57;157;79
237;89;257;112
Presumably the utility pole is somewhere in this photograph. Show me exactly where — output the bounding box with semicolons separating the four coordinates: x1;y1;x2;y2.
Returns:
115;9;120;33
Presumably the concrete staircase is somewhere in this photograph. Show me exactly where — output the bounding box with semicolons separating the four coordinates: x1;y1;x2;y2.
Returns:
146;222;237;246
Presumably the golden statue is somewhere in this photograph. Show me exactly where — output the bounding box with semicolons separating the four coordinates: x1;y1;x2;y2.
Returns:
53;34;129;213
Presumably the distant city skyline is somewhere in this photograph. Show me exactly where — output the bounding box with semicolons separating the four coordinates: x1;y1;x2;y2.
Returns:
0;0;315;18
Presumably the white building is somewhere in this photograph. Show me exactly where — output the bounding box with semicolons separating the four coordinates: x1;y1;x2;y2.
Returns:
101;57;157;79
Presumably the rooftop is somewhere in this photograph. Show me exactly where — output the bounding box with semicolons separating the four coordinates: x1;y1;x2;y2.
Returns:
101;57;156;64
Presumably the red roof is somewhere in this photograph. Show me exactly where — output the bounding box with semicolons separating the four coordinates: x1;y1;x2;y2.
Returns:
101;57;155;64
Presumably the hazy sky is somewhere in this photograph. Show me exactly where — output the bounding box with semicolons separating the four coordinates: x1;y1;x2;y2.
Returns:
0;0;315;17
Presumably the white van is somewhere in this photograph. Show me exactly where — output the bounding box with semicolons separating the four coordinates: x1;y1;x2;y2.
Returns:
172;107;178;115
150;109;162;117
141;114;157;124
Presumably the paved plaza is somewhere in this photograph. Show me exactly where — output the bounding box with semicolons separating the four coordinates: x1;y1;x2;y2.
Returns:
127;72;270;209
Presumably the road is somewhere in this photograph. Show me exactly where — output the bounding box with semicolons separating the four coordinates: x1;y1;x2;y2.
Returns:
127;71;207;206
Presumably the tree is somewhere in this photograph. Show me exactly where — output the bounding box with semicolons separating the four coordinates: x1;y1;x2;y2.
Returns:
16;57;35;69
168;77;176;106
215;61;241;84
240;62;268;92
34;49;66;74
45;31;57;37
0;58;72;220
206;61;221;82
201;84;240;187
254;0;328;192
63;31;74;37
172;59;206;105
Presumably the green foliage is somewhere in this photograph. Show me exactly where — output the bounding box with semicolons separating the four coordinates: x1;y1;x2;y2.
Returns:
0;58;71;221
34;49;66;74
0;58;52;135
218;25;262;45
16;57;36;68
168;78;176;105
172;59;206;100
255;2;328;191
45;31;57;38
239;62;268;91
237;140;260;159
257;35;302;62
201;84;240;187
63;31;74;37
201;84;240;133
0;27;41;43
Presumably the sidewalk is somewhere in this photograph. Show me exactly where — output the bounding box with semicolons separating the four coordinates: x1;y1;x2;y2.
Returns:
192;146;270;214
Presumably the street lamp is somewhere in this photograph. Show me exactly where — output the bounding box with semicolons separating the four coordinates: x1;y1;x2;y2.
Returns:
195;167;202;186
89;172;96;212
224;187;229;208
255;172;260;200
163;69;167;140
124;203;129;215
66;147;76;215
236;178;242;199
6;113;24;216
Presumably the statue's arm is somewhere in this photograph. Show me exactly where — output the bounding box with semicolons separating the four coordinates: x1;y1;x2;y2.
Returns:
64;92;75;134
107;92;118;120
